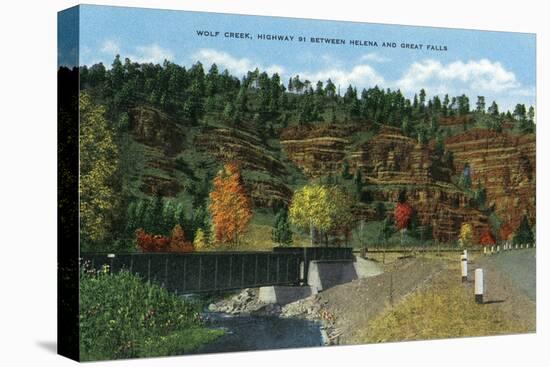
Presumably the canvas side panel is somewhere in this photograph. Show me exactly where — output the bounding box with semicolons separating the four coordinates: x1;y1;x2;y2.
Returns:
57;5;80;362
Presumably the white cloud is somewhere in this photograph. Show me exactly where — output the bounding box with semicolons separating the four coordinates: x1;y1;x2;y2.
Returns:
95;40;174;65
511;87;536;97
395;58;520;94
298;64;385;91
100;40;120;55
192;48;285;76
128;44;174;64
360;52;390;63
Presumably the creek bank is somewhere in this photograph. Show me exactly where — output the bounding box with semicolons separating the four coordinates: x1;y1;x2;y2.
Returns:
205;288;340;345
204;256;386;345
198;288;328;353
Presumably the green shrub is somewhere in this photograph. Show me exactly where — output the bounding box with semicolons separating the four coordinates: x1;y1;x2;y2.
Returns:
79;268;223;361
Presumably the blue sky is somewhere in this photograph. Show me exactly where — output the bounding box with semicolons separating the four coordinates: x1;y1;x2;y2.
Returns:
65;5;535;112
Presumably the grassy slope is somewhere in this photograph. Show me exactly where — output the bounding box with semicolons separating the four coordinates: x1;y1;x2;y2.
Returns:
355;256;531;343
123;93;519;251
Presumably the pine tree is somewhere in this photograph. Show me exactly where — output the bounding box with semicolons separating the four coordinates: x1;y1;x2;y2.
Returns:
354;169;364;199
488;101;499;117
272;209;293;246
476;96;486;113
513;215;534;245
341;160;352;179
147;192;165;235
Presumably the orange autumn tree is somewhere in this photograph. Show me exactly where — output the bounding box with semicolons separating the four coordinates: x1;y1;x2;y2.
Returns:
168;224;194;253
209;162;253;246
500;223;514;242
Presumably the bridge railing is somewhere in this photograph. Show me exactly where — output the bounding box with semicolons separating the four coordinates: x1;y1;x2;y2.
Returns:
273;246;355;281
81;251;301;294
273;246;354;261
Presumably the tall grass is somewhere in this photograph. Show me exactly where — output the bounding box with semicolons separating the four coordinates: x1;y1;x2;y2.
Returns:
79;267;223;361
356;267;530;343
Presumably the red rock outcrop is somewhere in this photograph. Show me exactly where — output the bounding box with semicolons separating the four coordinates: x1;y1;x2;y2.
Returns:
281;125;490;242
280;124;353;178
445;128;535;230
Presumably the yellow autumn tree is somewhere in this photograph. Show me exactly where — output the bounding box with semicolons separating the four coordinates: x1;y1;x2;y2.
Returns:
193;228;208;250
459;223;474;247
79;92;118;243
289;184;335;246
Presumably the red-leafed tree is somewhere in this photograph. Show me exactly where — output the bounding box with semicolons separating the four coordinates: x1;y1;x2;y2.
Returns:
394;202;414;246
499;223;514;242
135;225;194;253
479;230;496;246
136;228;170;252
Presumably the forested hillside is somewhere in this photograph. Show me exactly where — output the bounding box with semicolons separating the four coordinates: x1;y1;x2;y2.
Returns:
74;56;536;252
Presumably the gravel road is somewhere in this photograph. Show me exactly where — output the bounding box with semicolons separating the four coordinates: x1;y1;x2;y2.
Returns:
481;249;536;301
469;249;536;331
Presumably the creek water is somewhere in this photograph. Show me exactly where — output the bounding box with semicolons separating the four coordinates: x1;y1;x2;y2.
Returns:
194;312;325;354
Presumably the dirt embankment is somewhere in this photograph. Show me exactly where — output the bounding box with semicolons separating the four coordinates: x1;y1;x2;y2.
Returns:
356;252;535;343
316;258;444;344
206;252;535;346
280;257;444;344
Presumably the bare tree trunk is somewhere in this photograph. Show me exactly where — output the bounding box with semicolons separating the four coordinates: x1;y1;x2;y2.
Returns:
310;222;313;247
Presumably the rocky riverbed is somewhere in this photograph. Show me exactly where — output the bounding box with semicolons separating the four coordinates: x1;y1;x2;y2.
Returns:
206;287;343;345
200;288;329;353
206;257;444;345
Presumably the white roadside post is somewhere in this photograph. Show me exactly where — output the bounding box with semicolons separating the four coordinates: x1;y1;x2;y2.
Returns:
483;246;487;255
475;268;484;304
461;254;468;282
491;245;494;254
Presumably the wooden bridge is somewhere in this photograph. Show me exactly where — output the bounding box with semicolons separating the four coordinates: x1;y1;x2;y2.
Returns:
81;247;354;294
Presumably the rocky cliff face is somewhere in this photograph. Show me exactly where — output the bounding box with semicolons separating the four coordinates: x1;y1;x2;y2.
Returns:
280;124;352;178
281;125;490;242
445;128;536;230
129;107;185;196
350;126;453;184
195;127;293;208
130;107;184;156
128;105;534;242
